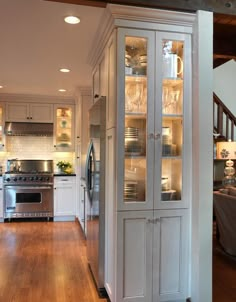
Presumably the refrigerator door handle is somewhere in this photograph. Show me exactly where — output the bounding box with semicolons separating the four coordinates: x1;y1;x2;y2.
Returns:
85;140;95;205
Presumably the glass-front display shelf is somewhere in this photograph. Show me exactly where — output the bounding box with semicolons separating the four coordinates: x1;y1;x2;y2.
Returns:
56;107;73;148
124;36;147;202
161;39;184;202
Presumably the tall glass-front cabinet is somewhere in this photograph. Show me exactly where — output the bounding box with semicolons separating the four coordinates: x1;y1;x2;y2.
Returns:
91;6;194;302
115;28;191;302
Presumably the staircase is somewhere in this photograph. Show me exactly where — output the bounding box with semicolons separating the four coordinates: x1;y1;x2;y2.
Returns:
213;92;236;141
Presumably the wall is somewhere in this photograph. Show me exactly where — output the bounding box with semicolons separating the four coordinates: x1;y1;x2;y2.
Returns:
0;135;74;172
213;59;236;114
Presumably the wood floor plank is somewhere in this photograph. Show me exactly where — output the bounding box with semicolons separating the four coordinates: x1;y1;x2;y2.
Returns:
0;221;107;302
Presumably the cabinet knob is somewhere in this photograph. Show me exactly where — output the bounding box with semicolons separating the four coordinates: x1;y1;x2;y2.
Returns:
94;94;99;99
2;144;4;147
30;117;33;119
146;218;152;224
154;218;160;223
27;117;29;119
54;145;57;148
154;133;161;140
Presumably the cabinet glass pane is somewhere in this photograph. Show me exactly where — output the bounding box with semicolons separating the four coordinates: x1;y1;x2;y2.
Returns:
124;36;147;202
161;39;184;201
56;107;73;148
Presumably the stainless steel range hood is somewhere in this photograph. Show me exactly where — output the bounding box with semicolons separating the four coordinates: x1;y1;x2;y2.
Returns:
5;122;53;136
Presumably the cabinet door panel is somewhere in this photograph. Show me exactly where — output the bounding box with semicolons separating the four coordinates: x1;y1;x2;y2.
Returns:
6;103;28;121
117;211;152;302
117;28;155;211
153;209;189;301
154;31;192;210
30;104;53;122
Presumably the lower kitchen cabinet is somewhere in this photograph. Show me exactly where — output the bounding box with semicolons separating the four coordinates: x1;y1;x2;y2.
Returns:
54;176;76;221
117;209;189;302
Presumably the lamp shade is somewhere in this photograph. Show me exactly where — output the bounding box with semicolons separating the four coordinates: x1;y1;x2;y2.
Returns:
216;141;236;159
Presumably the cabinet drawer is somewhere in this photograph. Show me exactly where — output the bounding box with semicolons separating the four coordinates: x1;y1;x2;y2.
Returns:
54;176;76;184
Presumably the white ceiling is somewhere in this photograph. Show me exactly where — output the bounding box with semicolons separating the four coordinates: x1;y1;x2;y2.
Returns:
0;0;105;97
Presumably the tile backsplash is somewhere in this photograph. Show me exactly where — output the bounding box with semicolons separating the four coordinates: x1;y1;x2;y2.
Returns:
0;136;75;173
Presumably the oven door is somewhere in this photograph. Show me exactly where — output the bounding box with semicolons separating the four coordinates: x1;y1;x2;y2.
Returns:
4;185;53;218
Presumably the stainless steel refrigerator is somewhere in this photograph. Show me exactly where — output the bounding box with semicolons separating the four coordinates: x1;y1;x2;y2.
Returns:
85;96;107;297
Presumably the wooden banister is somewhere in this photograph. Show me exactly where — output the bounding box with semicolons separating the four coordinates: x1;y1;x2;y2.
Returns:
213;92;236;141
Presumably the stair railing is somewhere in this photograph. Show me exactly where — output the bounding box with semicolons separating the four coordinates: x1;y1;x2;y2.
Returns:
213;92;236;141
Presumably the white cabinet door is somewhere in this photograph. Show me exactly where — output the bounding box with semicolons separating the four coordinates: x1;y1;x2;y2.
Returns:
153;209;189;302
54;177;76;220
6;102;53;123
117;210;153;302
30;103;53;122
6;103;29;122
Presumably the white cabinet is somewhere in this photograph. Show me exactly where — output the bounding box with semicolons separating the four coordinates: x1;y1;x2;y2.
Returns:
54;176;76;221
90;5;194;302
6;102;53;123
53;104;75;152
0;177;3;222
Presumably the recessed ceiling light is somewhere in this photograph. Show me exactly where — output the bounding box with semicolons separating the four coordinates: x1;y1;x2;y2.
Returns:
0;86;3;89
58;89;66;92
60;68;70;73
64;16;80;24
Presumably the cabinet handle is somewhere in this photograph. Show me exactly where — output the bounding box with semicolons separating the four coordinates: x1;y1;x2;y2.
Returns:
154;133;161;140
148;133;154;139
146;218;153;224
154;218;160;223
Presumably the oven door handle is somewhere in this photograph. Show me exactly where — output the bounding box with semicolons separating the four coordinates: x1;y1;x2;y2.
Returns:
4;186;53;190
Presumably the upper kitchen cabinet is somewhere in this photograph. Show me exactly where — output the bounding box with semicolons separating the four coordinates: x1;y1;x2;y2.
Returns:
53;105;75;152
6;102;53;123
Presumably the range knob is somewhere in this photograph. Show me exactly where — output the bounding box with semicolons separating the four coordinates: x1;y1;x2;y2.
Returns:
35;176;39;181
6;177;11;182
23;177;27;181
18;176;22;181
30;177;34;181
39;177;43;181
13;177;17;182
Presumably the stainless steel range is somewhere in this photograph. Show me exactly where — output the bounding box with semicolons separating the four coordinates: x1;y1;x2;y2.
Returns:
3;159;53;220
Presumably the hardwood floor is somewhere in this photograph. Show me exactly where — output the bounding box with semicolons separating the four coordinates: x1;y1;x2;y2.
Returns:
213;235;236;302
0;220;108;302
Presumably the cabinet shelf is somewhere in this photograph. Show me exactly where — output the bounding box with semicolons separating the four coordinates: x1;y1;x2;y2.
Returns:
125;113;146;119
162;155;182;159
125;154;146;159
125;75;147;81
162;114;182;120
163;78;183;85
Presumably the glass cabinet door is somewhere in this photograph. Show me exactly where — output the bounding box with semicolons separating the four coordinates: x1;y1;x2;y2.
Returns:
54;105;74;151
118;29;155;210
155;31;191;209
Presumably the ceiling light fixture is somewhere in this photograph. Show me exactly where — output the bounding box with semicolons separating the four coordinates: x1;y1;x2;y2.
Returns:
0;86;3;89
58;89;66;92
60;68;70;73
64;16;80;25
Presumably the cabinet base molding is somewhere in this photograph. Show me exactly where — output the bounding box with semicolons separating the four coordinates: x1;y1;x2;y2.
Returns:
53;216;75;222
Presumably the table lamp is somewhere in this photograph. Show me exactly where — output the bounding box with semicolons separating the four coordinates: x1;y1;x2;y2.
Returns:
216;140;236;187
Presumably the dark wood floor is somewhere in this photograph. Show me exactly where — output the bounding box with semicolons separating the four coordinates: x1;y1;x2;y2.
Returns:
0;220;107;302
213;232;236;302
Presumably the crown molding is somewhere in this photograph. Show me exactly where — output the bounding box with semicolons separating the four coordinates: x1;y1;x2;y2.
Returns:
87;4;195;68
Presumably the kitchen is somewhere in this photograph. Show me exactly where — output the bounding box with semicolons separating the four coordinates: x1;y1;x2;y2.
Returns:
0;1;214;302
0;0;107;301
